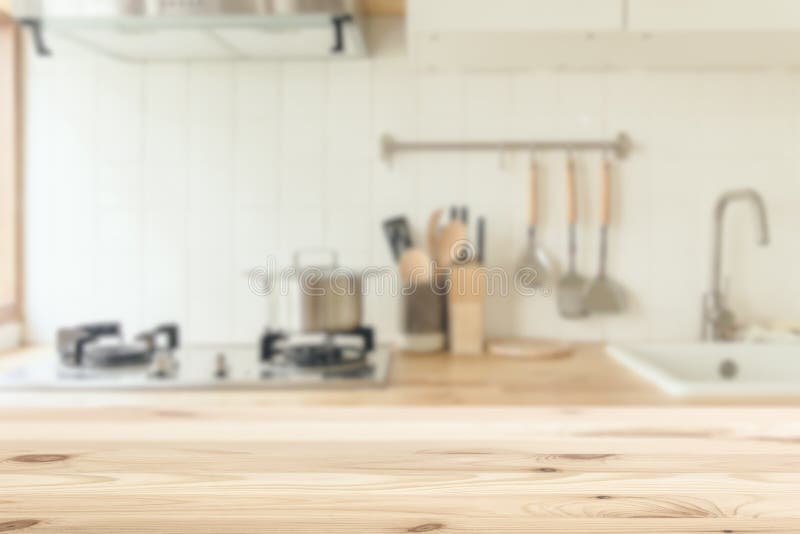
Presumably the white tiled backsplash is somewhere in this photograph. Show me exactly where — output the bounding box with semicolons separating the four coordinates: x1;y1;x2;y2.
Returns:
24;19;800;345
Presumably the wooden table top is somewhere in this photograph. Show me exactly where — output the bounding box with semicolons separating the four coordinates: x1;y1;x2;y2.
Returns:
1;344;800;532
3;405;800;532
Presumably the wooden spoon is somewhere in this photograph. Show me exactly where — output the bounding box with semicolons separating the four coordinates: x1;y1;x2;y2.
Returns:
437;218;468;267
399;248;432;285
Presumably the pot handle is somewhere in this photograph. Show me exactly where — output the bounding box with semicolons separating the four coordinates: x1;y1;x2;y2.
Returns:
293;248;339;270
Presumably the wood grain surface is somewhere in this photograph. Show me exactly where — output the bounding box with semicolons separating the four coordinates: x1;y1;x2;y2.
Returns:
2;346;800;531
2;406;800;532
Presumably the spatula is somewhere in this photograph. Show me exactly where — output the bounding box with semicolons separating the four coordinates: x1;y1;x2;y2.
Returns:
382;216;412;262
584;157;626;313
557;155;588;318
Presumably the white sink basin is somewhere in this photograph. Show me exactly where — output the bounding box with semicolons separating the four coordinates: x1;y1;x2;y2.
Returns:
607;343;800;397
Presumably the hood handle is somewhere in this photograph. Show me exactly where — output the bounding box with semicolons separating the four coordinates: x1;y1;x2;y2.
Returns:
331;14;352;54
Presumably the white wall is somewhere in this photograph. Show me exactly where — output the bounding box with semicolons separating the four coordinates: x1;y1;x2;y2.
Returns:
23;19;800;345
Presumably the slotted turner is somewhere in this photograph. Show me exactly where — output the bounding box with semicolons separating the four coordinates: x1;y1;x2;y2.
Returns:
557;155;588;318
584;157;626;313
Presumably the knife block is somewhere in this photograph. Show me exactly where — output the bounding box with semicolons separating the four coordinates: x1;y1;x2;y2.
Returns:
447;262;485;355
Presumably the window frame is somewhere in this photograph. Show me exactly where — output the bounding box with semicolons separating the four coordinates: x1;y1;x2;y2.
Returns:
0;8;23;347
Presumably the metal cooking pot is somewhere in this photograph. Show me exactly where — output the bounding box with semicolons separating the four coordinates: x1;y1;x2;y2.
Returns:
275;250;362;333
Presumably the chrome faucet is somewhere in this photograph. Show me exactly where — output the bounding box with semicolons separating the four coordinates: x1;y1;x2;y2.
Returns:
702;189;770;341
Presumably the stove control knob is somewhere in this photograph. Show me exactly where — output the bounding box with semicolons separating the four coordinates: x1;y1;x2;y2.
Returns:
151;350;176;379
215;352;228;379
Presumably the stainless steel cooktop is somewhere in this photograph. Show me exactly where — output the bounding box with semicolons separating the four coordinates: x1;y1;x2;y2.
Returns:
0;344;391;390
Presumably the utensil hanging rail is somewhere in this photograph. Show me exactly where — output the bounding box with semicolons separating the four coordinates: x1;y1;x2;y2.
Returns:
381;132;632;162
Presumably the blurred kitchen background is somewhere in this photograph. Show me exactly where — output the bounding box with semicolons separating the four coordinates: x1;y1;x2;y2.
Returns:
14;0;798;349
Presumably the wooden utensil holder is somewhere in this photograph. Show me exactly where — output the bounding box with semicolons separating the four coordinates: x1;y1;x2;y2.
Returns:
447;262;485;355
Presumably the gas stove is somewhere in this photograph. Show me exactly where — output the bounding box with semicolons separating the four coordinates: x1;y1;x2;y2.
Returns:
0;323;390;390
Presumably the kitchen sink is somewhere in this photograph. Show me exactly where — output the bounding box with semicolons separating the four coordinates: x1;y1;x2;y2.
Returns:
607;343;800;397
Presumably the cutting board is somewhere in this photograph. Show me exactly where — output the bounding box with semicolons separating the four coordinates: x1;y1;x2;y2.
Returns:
486;338;574;359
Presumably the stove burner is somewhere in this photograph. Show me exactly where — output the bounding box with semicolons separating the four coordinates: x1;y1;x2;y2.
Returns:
286;344;347;367
84;345;152;368
260;326;375;369
58;322;180;369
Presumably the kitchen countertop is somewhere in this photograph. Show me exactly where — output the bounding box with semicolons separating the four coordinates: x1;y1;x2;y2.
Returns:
0;343;794;406
2;344;800;532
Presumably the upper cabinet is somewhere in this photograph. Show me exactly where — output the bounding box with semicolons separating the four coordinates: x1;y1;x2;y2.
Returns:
628;0;800;32
408;0;625;70
409;0;800;69
409;0;623;32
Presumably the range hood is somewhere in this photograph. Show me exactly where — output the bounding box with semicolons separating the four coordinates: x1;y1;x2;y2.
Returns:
12;0;366;61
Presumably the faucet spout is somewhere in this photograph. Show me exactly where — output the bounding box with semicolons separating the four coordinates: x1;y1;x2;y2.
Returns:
705;189;770;341
711;189;770;296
